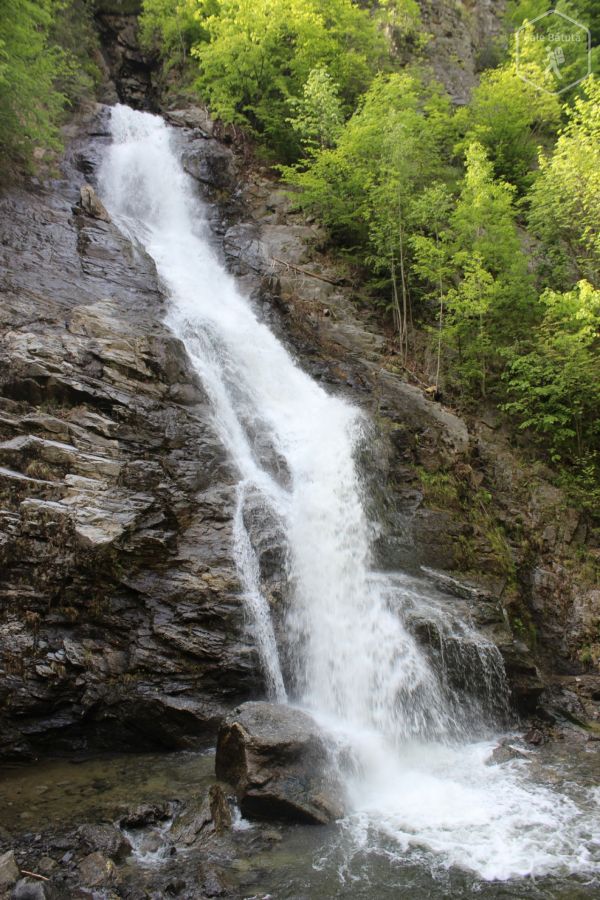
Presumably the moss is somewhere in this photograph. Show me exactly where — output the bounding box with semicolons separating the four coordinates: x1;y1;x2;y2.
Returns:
510;613;538;650
417;464;517;582
417;468;461;509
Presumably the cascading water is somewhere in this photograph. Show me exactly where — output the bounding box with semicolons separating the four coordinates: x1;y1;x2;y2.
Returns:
99;105;600;885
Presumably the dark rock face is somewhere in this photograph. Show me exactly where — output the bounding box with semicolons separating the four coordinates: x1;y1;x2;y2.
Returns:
216;701;344;824
0;111;262;759
94;3;158;110
181;138;237;192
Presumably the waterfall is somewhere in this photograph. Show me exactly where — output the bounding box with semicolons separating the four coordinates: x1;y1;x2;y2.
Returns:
99;105;600;883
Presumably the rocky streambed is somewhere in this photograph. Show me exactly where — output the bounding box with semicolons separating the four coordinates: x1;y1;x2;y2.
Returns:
0;701;345;898
1;713;600;898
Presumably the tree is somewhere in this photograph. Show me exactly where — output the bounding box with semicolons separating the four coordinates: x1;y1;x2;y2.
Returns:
528;77;600;288
190;0;388;159
285;72;454;350
365;80;453;357
412;143;535;397
286;66;343;154
455;31;560;191
0;0;70;171
444;255;496;397
410;183;454;390
140;0;212;64
503;280;600;466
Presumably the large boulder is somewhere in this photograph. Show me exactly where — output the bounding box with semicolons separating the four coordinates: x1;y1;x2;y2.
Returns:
216;701;344;825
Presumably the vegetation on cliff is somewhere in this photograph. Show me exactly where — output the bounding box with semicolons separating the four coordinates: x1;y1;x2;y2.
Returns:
140;0;599;507
0;0;101;175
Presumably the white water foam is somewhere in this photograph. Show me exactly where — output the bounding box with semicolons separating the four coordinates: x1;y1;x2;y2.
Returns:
99;104;600;882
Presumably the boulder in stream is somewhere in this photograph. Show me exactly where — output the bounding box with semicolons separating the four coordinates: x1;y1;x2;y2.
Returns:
216;701;344;825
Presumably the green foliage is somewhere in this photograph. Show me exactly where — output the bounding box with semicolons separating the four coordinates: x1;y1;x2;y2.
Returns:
417;468;460;508
0;0;69;170
444;255;496;397
378;0;428;61
503;280;600;466
455;44;561;191
528;78;600;288
285;71;452;231
413;142;534;396
0;0;100;174
189;0;390;158
141;0;598;501
409;183;454;388
505;2;599;99
507;0;599;40
286;66;343;154
140;0;212;63
50;0;103;106
284;71;454;350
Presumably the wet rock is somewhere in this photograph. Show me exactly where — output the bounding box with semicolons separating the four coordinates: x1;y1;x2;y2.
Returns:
0;116;262;760
34;858;56;876
209;783;233;835
524;728;545;746
11;880;48;900
181;138;236;191
170;784;234;847
119;801;175;829
76;823;131;861
498;641;544;715
216;701;344;824
78;851;115;887
537;683;589;727
79;183;110;222
487;739;528;765
0;849;19;892
199;863;230;897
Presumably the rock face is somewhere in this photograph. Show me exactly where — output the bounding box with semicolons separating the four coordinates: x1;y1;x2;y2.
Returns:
94;1;158;110
216;701;344;824
419;0;507;104
0;78;596;758
0;110;262;759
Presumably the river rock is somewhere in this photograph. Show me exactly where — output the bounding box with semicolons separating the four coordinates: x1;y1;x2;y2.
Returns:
78;850;115;887
215;701;344;824
79;183;110;221
11;880;48;900
76;823;131;861
0;849;19;891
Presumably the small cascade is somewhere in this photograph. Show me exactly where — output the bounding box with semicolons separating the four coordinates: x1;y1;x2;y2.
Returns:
233;481;287;702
